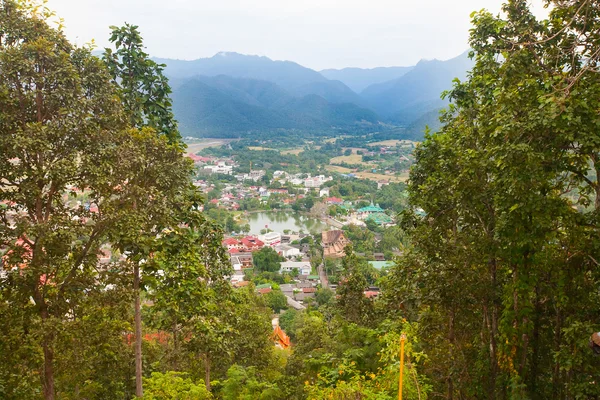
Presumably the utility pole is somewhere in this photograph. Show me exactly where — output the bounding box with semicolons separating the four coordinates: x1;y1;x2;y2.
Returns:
399;333;406;400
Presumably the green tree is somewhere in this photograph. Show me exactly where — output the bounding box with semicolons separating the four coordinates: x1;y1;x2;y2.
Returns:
103;24;179;143
142;372;211;400
336;246;373;325
253;247;284;273
264;290;288;313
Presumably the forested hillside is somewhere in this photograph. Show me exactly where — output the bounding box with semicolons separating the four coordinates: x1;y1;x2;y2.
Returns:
159;51;472;139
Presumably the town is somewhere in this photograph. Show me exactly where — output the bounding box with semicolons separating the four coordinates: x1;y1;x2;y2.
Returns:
183;136;413;312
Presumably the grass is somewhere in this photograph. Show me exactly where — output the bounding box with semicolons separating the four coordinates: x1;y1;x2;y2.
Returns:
326;165;409;182
368;139;417;147
326;165;353;173
248;146;277;151
185;139;236;153
330;154;373;166
281;148;304;155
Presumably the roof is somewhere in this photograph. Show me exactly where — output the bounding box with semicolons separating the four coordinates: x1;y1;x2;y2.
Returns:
307;275;320;280
257;288;272;294
321;230;344;245
234;281;251;287
365;212;393;225
223;238;240;245
358;204;385;213
368;261;394;270
255;283;272;289
272;325;291;349
364;291;380;299
302;287;316;293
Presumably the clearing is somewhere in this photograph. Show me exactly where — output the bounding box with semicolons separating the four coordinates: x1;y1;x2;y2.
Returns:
326;165;409;182
281;148;304;155
330;154;374;166
368;139;418;147
185;139;236;153
248;146;277;151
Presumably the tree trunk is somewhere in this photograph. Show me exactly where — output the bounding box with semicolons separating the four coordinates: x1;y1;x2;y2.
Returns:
204;354;211;392
134;263;143;398
42;338;55;400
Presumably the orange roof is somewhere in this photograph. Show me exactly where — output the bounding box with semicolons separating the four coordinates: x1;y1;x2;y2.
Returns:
272;325;291;349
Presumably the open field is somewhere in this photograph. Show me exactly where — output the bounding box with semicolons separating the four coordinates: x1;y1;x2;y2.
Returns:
330;154;374;166
355;171;409;182
326;165;354;173
326;165;409;182
248;146;277;151
281;148;304;155
368;139;418;147
185;139;236;153
341;147;368;154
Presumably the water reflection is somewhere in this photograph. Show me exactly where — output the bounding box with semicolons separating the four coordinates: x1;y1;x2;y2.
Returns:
247;211;328;234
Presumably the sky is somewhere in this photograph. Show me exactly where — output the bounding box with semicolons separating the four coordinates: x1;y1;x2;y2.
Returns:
47;0;546;70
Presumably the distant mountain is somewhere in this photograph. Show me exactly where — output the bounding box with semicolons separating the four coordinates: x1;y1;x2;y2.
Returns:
361;51;473;124
156;52;365;106
156;52;327;91
171;75;379;137
159;50;473;139
320;66;414;93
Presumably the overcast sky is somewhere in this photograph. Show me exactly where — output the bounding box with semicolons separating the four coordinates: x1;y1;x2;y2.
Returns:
47;0;545;70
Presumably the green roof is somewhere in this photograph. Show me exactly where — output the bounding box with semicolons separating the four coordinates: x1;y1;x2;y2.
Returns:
307;275;320;280
368;261;394;270
255;283;272;289
365;212;393;225
357;204;384;213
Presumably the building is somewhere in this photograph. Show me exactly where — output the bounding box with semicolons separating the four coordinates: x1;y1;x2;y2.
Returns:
260;232;282;247
319;187;330;197
325;197;343;205
275;244;300;258
368;261;394;270
272;324;291;349
356;203;385;219
365;212;394;226
203;161;233;175
240;236;264;251
322;230;350;258
280;261;311;275
222;237;242;251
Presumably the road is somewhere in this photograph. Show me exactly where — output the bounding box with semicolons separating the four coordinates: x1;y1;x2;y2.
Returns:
318;263;329;288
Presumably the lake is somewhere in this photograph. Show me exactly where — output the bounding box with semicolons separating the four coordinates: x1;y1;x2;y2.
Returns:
246;211;329;235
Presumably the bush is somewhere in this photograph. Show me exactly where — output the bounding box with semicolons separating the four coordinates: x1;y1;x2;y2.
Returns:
143;371;211;400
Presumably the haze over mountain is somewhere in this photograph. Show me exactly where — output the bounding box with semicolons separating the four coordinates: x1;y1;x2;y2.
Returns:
320;66;414;93
159;51;473;138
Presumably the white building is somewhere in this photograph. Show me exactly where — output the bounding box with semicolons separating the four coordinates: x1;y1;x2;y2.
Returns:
275;244;300;258
203;161;233;175
260;231;281;246
304;175;333;188
319;188;330;197
280;261;312;275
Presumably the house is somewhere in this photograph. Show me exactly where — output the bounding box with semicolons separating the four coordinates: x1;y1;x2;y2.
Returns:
356;203;385;219
280;261;312;275
275;244;300;258
322;230;350;258
260;231;281;247
319;188;330;197
222;237;242;250
326;197;343;205
373;253;385;261
240;236;264;251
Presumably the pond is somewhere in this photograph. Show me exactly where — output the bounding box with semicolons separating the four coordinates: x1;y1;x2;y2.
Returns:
245;211;329;235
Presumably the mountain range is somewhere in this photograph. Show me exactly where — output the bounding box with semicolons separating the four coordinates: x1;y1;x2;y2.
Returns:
158;51;473;139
